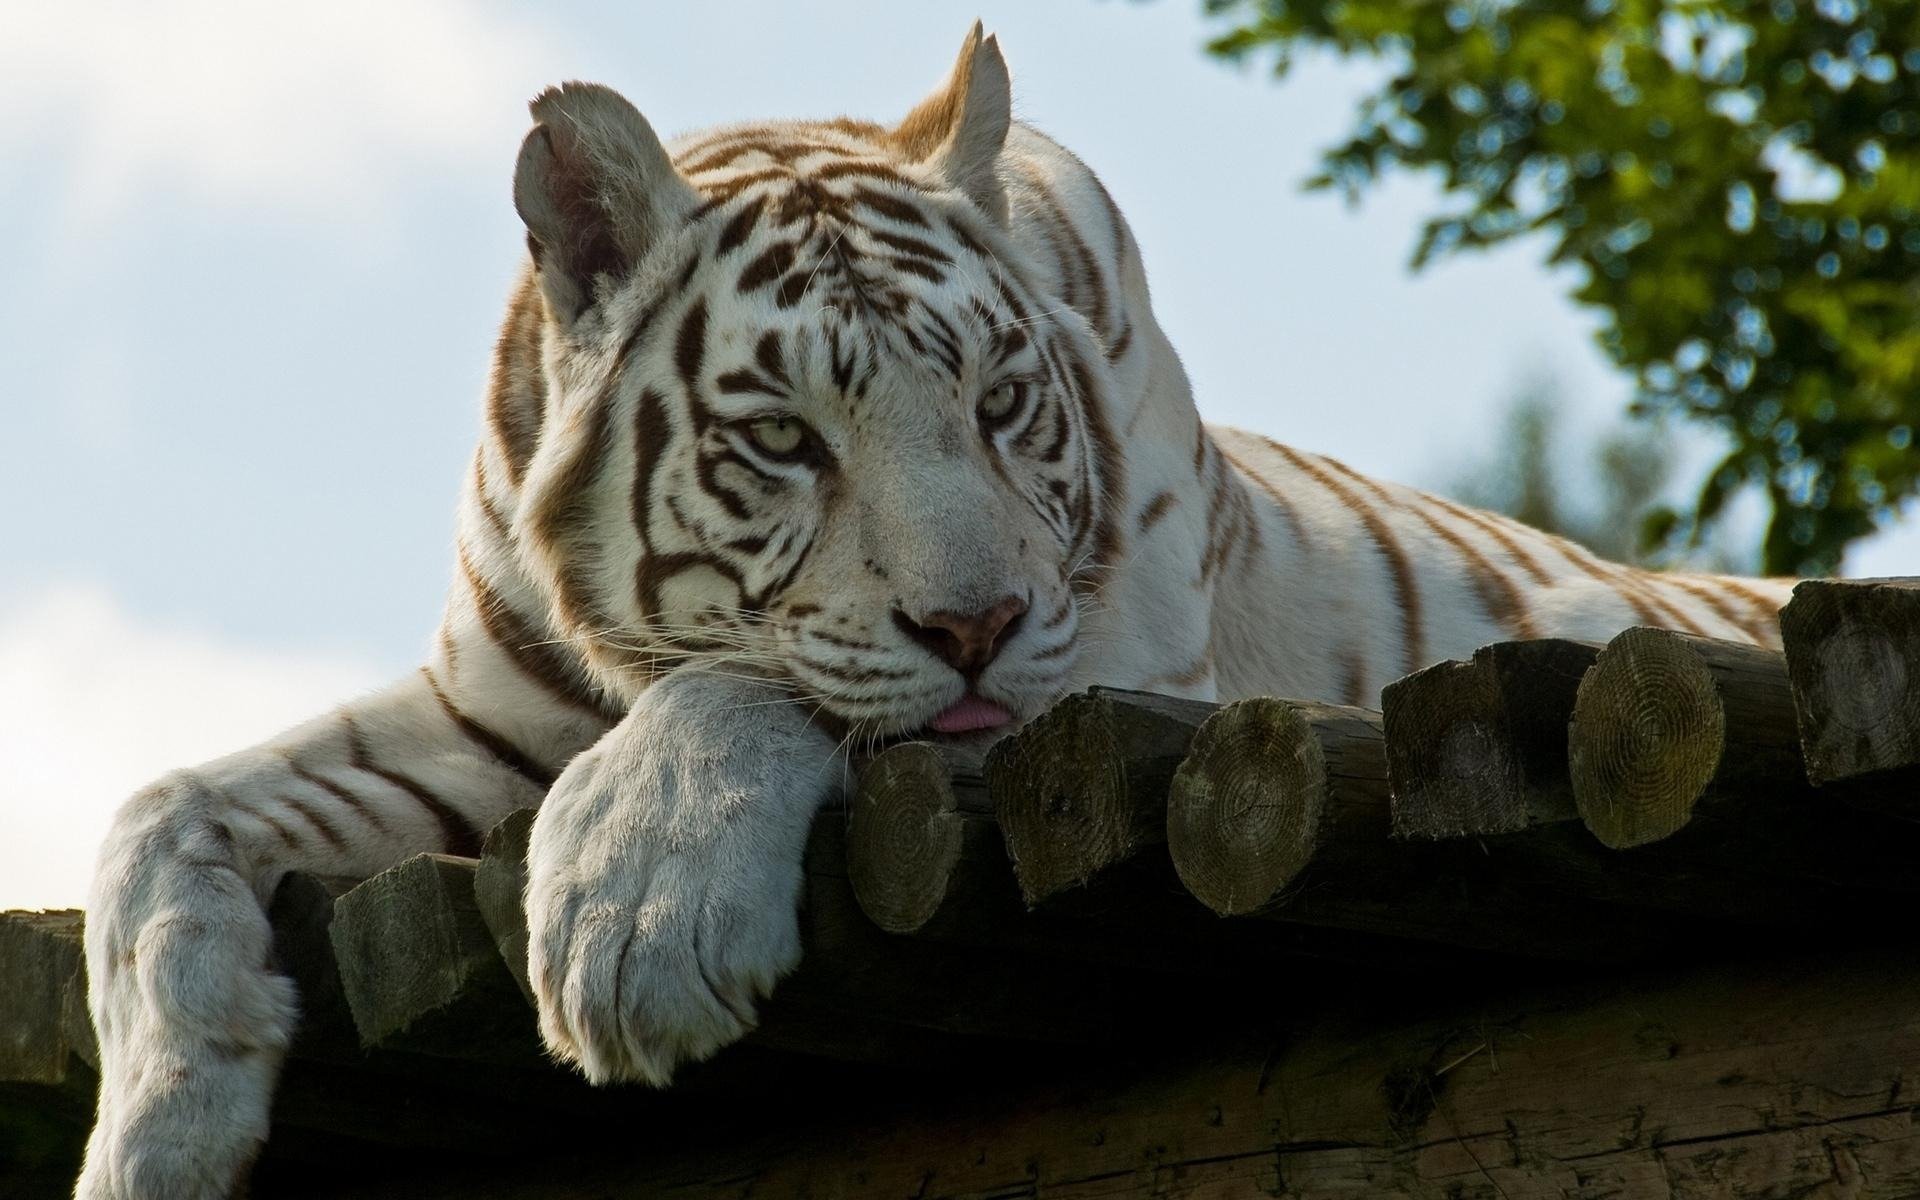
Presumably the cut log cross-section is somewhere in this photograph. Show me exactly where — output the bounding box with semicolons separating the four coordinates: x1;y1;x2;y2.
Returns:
1166;697;1387;917
1781;577;1920;820
1568;627;1803;849
846;743;1004;937
1382;639;1601;838
985;688;1217;905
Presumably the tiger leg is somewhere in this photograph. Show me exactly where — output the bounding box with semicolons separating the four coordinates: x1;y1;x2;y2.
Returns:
525;669;843;1084
77;671;549;1200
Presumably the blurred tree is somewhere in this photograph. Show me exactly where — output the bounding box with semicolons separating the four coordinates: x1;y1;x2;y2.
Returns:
1203;0;1920;574
1450;377;1754;571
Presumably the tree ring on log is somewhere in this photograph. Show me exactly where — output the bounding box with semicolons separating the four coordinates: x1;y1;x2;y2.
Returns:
1167;698;1324;916
849;744;965;935
1570;627;1725;849
986;693;1131;904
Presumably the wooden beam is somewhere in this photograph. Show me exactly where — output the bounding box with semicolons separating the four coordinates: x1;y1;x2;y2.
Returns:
1781;576;1920;817
1164;698;1710;965
1568;627;1804;849
847;741;1475;979
307;945;1920;1200
1382;638;1600;838
985;688;1217;904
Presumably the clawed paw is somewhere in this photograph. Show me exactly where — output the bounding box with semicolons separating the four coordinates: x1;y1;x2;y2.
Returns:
527;849;802;1084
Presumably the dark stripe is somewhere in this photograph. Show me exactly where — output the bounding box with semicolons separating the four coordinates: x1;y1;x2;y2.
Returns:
1218;444;1312;553
1666;576;1771;642
754;332;790;387
1274;443;1424;673
237;803;302;851
344;713;483;858
486;281;545;486
851;187;929;227
865;227;952;264
675;299;709;389
715;194;766;256
422;666;559;790
1432;497;1559;589
459;543;612;719
284;758;390;836
738;241;797;293
715;369;786;397
275;794;347;851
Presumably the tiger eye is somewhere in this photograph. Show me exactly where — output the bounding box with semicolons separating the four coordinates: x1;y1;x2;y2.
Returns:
979;382;1024;426
748;416;806;457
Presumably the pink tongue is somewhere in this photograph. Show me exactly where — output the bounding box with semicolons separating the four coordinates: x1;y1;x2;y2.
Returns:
928;694;1013;735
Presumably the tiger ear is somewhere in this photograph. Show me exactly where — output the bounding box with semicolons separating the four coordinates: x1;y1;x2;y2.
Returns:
891;22;1012;220
513;82;699;324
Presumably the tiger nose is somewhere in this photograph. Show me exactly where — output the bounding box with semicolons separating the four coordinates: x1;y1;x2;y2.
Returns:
892;595;1029;677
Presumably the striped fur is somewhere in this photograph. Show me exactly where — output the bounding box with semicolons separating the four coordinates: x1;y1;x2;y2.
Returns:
78;27;1793;1198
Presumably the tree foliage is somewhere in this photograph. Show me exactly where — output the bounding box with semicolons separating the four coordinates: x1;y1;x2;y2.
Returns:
1204;0;1920;574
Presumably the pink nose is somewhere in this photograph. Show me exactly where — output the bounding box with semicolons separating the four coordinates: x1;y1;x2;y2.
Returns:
893;595;1029;677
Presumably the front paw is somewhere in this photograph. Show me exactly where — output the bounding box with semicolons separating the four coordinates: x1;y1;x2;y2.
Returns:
521;683;830;1086
526;837;803;1084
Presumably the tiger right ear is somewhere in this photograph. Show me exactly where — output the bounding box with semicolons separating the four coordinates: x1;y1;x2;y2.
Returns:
513;82;699;325
892;23;1013;221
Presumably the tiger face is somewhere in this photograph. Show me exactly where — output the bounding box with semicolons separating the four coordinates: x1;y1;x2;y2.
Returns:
512;33;1120;740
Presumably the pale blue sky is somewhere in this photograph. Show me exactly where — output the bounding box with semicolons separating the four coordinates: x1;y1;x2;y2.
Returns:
2;1;1913;906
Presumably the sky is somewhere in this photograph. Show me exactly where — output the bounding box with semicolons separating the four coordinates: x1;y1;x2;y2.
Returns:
3;1;1915;910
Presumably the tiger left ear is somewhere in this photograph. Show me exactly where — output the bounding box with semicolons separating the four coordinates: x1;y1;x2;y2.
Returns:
891;22;1012;220
513;81;700;325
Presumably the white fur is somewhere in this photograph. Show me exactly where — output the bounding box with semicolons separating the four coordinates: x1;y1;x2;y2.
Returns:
524;670;838;1083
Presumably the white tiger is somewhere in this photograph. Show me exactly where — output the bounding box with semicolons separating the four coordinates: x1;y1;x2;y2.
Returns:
77;25;1792;1198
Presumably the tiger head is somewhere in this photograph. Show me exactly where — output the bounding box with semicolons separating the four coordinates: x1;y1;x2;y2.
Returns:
510;26;1122;741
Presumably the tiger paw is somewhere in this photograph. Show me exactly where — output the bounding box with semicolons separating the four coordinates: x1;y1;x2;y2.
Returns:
522;674;827;1084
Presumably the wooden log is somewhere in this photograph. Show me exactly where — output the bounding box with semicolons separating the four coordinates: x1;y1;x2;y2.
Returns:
1382;639;1600;838
846;741;1478;979
328;852;541;1062
846;742;1002;938
1781;576;1920;816
1160;698;1816;963
985;687;1217;905
0;910;91;1087
473;807;538;1004
1167;697;1387;918
1568;627;1805;849
0;909;96;1189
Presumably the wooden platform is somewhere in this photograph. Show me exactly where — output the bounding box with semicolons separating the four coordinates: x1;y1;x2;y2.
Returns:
5;578;1919;1199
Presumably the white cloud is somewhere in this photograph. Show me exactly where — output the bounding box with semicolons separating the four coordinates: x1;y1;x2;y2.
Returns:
0;585;386;911
0;0;564;217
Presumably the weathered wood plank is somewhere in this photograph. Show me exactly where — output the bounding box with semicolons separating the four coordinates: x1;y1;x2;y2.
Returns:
1781;576;1920;816
286;946;1920;1200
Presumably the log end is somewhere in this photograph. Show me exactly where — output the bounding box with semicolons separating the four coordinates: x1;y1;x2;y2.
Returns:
849;743;967;935
1781;578;1920;786
475;808;538;1004
986;691;1130;905
1570;627;1725;849
1382;658;1524;839
1167;698;1325;917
